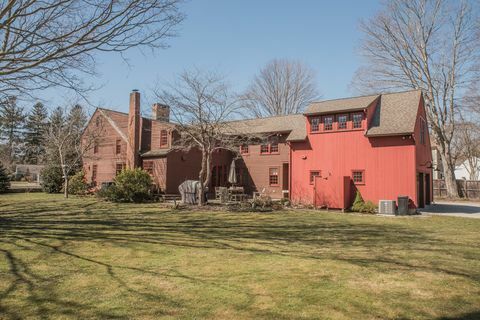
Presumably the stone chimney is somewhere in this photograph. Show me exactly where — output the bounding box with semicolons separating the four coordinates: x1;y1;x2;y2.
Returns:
126;90;141;168
152;103;170;122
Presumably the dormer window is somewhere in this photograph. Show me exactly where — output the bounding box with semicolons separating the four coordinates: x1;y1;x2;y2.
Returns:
337;114;348;130
323;115;333;131
311;117;320;132
352;113;363;129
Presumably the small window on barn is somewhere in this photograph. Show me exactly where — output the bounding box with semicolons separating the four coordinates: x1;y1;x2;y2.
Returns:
260;144;269;154
310;171;321;184
240;144;249;154
115;140;121;155
269;167;279;186
93;143;98;154
352;113;363;129
160;130;168;148
337;114;348;130
115;163;125;176
323;116;333;131
143;161;154;175
352;170;365;184
420;118;426;145
310;117;321;132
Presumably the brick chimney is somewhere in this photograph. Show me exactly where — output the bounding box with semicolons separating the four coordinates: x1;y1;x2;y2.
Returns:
126;90;141;168
152;103;170;122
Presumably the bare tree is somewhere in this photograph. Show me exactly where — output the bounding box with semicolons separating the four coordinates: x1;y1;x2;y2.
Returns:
157;70;259;205
45;104;104;198
242;59;320;117
0;0;184;99
352;0;480;197
452;121;480;180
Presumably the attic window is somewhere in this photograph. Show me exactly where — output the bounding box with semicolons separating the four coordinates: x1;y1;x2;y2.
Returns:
420;118;426;145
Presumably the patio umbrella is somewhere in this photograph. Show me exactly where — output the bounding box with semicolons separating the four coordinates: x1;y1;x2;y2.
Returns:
228;159;237;186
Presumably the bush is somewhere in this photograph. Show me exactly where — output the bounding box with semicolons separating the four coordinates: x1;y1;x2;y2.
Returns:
252;194;273;210
0;163;10;193
351;190;377;214
68;171;88;195
98;168;152;203
41;165;64;193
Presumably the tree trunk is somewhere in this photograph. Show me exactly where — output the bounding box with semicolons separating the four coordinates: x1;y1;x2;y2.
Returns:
198;149;207;206
439;152;459;198
64;176;69;199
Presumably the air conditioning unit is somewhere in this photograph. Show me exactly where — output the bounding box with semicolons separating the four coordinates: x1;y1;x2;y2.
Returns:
379;200;396;215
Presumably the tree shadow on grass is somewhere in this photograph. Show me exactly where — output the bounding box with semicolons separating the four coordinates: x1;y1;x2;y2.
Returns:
0;200;479;318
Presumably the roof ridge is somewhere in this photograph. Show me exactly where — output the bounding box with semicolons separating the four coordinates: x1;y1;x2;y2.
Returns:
224;113;304;124
311;89;422;104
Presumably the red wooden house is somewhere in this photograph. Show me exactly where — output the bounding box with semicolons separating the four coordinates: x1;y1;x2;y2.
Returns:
290;90;432;209
83;89;432;209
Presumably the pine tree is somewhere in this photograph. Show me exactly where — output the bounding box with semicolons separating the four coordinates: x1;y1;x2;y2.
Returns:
0;96;25;168
24;102;48;164
0;162;10;193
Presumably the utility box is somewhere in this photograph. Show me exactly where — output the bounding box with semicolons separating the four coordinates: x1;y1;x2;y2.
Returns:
397;196;409;215
379;200;396;215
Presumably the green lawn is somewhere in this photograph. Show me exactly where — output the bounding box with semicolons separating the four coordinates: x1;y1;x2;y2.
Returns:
0;194;479;319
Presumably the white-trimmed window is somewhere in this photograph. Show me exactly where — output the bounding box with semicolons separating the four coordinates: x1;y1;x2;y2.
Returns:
352;170;365;184
269;167;279;186
352;113;363;129
337;114;348;130
160;130;168;148
311;117;321;132
240;144;249;154
323;115;333;131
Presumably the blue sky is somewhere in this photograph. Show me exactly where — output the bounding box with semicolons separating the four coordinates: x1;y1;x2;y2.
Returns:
45;0;382;113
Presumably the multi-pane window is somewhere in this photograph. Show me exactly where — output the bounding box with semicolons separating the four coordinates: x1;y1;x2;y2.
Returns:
260;143;279;154
338;114;348;130
270;143;279;153
93;144;98;154
115;140;121;154
311;117;321;132
310;171;321;184
420;119;426;144
240;145;249;154
115;163;125;176
143;161;154;175
352;113;363;129
160;130;168;147
269;167;279;186
323;116;333;131
92;164;98;184
352;170;364;184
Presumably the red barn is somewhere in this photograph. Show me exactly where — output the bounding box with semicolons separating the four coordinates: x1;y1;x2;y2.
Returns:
290;90;433;209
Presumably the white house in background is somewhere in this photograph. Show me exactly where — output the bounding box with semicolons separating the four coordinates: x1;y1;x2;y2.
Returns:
15;164;44;183
455;158;480;180
431;146;444;180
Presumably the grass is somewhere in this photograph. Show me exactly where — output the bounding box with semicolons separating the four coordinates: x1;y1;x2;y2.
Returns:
0;193;479;320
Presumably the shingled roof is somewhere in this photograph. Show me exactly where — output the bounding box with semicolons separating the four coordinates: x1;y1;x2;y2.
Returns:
365;90;423;137
304;90;423;137
225;114;307;142
305;94;379;115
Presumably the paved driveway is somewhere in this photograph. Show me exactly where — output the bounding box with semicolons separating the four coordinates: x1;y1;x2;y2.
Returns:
420;201;480;219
